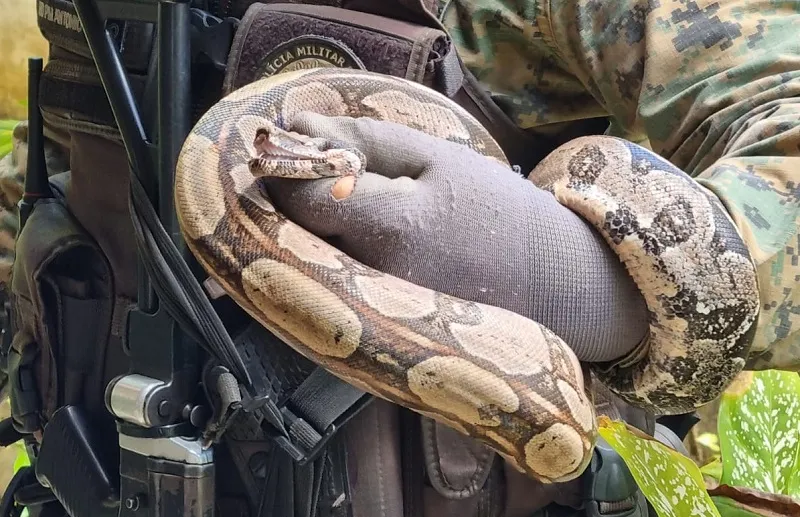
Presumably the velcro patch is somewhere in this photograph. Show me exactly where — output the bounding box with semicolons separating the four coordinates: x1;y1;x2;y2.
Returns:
256;35;366;79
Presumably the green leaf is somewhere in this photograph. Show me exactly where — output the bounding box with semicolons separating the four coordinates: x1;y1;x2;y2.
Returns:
0;120;20;160
702;456;723;481
713;496;771;517
12;441;30;473
598;416;721;517
698;432;721;453
0;119;20;131
718;371;800;497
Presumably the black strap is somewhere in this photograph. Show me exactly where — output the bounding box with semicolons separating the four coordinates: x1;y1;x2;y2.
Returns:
282;368;367;456
0;467;35;517
258;450;294;516
477;458;505;517
223;322;372;468
266;369;371;465
400;409;424;517
316;436;354;517
37;0;155;73
221;324;361;516
39;55;149;137
38;7;236;141
434;45;464;98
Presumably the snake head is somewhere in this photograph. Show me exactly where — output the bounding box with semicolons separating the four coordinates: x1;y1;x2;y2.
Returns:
251;126;323;159
248;125;366;180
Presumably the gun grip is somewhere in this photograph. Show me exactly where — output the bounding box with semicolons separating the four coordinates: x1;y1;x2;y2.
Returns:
35;405;119;516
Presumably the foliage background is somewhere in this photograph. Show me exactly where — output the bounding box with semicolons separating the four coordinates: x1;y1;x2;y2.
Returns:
0;0;48;495
0;0;49;120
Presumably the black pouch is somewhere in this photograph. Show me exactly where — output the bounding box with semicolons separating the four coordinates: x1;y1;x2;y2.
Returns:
224;2;456;95
6;173;117;435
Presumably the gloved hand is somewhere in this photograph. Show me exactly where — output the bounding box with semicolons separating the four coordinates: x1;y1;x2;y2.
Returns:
263;113;648;362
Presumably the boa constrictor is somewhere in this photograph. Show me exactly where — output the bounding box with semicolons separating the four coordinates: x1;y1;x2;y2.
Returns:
174;67;760;483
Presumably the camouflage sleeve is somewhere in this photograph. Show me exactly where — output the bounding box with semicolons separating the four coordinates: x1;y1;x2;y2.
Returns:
0;122;27;286
0;122;70;288
535;0;800;370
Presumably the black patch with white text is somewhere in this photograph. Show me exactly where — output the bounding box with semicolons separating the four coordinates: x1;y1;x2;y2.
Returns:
256;35;366;78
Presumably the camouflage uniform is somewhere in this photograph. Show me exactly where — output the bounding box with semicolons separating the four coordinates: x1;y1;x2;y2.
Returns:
440;0;800;372
0;123;30;285
2;0;797;374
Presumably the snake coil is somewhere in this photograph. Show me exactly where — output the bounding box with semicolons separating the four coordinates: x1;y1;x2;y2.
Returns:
174;68;759;483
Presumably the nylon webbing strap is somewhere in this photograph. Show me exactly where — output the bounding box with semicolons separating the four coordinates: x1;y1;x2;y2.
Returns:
434;45;464;98
37;0;155;73
38;4;234;142
39;56;148;139
230;322;370;466
282;367;369;455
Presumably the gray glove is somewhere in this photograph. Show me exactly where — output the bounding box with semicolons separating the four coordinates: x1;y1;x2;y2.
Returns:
264;113;648;362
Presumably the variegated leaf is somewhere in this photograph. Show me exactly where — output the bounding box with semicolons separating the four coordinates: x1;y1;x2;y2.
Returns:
598;416;721;517
702;457;723;481
718;371;800;497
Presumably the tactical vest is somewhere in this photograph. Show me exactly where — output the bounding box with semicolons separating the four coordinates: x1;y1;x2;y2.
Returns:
0;1;670;516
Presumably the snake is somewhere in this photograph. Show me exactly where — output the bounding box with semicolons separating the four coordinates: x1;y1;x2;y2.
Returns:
174;67;760;483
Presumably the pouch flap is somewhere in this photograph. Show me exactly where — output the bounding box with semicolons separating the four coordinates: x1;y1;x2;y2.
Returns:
224;2;451;93
11;185;114;422
11;199;102;307
421;418;496;500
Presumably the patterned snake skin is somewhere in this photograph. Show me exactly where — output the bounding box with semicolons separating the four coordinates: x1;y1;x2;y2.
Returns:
174;68;760;483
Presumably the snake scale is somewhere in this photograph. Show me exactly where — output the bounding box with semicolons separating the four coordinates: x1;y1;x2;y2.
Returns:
174;67;760;483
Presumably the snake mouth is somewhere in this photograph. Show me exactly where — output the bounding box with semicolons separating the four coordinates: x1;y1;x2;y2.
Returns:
252;130;306;160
